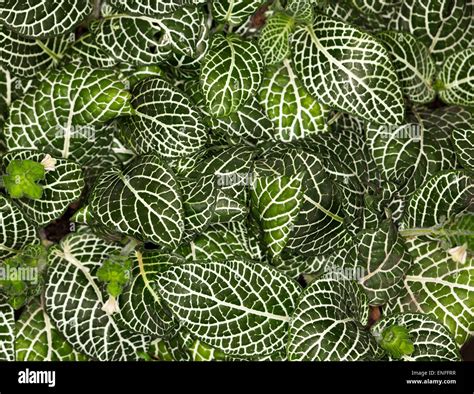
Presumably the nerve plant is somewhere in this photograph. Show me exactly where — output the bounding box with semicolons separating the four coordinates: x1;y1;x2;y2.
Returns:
0;0;472;362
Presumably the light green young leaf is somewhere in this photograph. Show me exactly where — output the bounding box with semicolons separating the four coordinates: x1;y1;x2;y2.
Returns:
287;277;382;361
45;232;150;361
156;260;301;357
0;0;92;38
90;155;184;249
3;159;45;200
16;299;88;361
436;48;474;107
372;313;460;361
201;34;263;117
2;151;84;227
259;59;329;141
377;31;436;104
292;14;404;125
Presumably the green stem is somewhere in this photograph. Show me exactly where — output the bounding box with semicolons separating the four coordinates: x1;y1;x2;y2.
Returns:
399;227;438;238
214;23;226;33
35;39;62;63
303;195;344;223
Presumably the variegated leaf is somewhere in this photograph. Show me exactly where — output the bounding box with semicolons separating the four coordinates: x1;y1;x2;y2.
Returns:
180;174;218;237
345;220;413;305
292;14;404;125
390;0;473;65
287;277;382;361
255;145;351;255
108;0;205;16
200;34;263;117
177;222;263;262
377;31;436;104
91;16;172;65
259;59;329;141
0;66;36;127
117;77;207;158
367;107;464;195
158;5;207;58
0;194;38;260
350;0;401;15
0;295;14;361
16;298;88;361
92;6;206;65
0;0;92;38
436;48;474;107
45;231;150;361
4;65;132;165
433;212;473;252
386;237;474;346
61;33;118;69
156;260;301;357
117;251;183;337
273;248;349;280
452;127;474;171
188;145;256;203
90;155;184;249
209;97;275;143
401;170;473;230
258;12;295;66
251;173;304;259
212;0;265;25
286;0;314;24
0;27;69;78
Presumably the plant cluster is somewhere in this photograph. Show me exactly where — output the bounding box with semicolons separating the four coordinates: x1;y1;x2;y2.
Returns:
0;0;472;361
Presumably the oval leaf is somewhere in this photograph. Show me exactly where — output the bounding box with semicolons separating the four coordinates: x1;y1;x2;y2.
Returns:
292;14;404;125
156;260;301;357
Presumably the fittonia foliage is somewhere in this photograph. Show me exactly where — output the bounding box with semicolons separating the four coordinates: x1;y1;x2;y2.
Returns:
0;0;472;362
